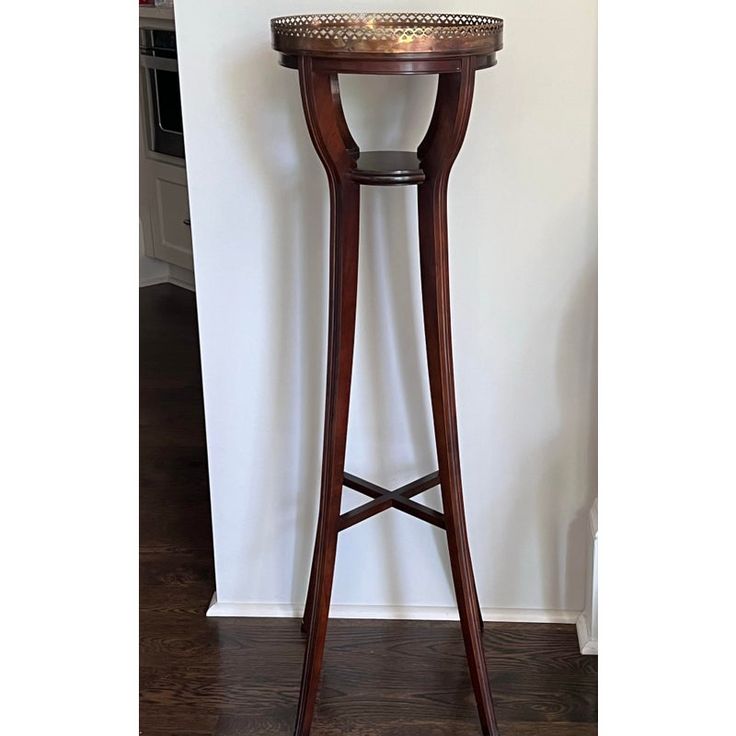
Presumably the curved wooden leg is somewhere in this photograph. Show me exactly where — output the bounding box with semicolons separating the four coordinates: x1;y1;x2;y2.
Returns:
301;70;358;637
417;60;499;736
294;178;360;736
418;173;499;736
294;57;361;736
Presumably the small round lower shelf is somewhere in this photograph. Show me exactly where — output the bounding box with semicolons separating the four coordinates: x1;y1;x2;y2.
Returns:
349;151;424;186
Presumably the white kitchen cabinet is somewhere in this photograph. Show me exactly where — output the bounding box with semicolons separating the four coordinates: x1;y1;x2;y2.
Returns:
139;10;194;276
145;160;193;270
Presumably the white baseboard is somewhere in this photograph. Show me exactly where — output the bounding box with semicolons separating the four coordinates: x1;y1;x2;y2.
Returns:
576;499;598;655
206;592;579;624
576;611;598;654
139;269;195;292
139;274;169;288
168;264;195;291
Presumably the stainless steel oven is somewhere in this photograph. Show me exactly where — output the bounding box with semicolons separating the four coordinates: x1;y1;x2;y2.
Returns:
139;28;185;159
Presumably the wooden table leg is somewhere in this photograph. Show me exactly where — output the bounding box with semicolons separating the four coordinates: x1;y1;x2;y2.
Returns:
418;59;499;736
293;57;361;736
301;69;357;638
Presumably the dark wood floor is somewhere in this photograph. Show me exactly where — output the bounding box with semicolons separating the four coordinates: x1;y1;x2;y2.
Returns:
140;284;597;736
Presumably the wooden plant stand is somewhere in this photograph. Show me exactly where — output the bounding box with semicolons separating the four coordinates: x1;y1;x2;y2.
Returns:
271;13;504;736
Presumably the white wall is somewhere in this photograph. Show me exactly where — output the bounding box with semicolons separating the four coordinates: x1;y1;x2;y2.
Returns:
175;0;597;618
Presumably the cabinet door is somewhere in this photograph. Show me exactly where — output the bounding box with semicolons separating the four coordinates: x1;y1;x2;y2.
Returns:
148;162;193;270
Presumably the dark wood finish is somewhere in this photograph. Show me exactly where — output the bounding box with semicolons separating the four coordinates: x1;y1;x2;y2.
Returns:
416;56;497;734
350;151;425;186
140;285;597;736
296;54;362;736
342;472;387;498
330;74;359;157
337;472;445;531
280;52;498;74
304;469;443;631
278;23;510;734
346;470;440;499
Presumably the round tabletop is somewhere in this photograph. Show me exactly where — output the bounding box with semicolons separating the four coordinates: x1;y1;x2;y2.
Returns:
271;12;503;61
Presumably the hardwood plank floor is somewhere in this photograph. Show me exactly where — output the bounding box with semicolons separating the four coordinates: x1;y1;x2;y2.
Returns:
140;284;598;736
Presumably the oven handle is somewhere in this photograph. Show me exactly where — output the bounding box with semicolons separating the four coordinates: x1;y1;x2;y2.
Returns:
140;55;178;73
